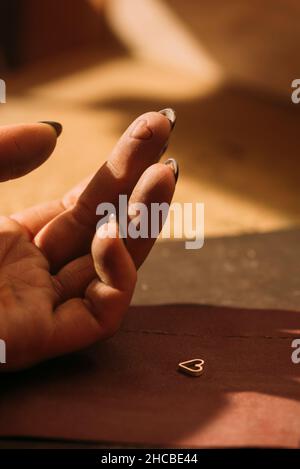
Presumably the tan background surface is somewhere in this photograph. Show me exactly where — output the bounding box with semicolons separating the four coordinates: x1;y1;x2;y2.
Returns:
0;0;300;238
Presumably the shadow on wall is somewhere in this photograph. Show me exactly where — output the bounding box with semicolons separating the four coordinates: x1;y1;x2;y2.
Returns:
107;0;300;96
86;84;300;224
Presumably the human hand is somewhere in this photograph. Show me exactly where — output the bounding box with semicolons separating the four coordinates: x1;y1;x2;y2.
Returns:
0;110;177;370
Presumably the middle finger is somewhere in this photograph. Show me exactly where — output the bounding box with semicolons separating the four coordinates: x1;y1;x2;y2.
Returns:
35;109;175;270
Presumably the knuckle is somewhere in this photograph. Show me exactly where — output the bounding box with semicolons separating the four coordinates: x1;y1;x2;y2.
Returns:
105;159;127;184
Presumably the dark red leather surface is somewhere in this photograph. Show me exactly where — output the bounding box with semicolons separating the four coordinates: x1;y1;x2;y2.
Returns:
0;304;299;447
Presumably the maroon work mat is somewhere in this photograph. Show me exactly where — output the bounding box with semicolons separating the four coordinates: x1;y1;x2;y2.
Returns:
0;304;299;448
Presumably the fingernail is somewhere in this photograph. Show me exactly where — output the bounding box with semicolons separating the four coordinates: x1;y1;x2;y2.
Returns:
39;121;63;137
164;158;179;183
159;108;176;130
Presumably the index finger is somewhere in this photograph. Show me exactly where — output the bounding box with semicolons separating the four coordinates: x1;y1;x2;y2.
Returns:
35;109;175;270
0;122;61;181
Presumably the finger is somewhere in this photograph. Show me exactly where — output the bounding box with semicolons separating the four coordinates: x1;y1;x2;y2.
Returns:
0;122;61;181
126;159;178;269
36;110;175;270
51;159;178;300
52;254;96;302
11;200;64;239
11;176;92;237
44;217;136;359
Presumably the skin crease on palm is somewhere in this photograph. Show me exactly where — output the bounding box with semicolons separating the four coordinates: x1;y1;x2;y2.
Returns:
0;111;177;371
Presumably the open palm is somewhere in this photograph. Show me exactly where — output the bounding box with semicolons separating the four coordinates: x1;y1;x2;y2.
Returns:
0;111;176;370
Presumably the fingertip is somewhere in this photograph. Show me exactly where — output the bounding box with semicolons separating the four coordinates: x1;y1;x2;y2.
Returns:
0;123;59;180
164;157;179;183
124;111;172;155
38;121;63;138
158;108;177;130
92;219;137;291
21;122;59;169
93;219;123;268
131;111;172;142
137;162;177;199
34;122;60;152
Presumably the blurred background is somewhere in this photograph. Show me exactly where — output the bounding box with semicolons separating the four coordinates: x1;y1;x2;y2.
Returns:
0;0;300;238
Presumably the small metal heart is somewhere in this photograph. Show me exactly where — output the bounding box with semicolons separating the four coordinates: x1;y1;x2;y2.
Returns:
178;359;205;377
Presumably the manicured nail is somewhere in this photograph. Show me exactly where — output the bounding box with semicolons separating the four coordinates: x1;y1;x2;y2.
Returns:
164;158;179;183
159;108;176;130
39;121;63;137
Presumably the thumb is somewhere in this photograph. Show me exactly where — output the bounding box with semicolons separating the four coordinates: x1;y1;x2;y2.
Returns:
0;121;62;181
43;216;137;361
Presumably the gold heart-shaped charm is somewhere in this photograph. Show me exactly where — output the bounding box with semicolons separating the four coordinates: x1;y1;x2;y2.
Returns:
178;359;205;377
